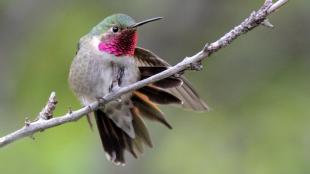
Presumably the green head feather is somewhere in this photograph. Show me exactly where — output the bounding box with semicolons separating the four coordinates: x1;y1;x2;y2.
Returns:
90;14;136;35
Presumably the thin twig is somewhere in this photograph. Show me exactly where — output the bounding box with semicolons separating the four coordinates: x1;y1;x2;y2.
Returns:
38;91;57;120
0;0;289;148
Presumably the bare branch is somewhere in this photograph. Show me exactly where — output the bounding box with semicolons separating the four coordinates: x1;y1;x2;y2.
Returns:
0;0;289;148
268;0;289;13
38;91;57;120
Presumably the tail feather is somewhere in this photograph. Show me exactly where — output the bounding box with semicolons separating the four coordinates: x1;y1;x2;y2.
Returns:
95;110;126;165
132;92;172;129
121;130;138;159
132;137;144;154
131;107;153;147
95;108;153;165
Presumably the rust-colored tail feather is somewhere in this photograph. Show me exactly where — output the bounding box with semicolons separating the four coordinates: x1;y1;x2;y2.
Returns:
132;92;173;129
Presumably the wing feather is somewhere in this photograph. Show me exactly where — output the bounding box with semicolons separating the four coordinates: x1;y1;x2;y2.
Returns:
134;47;209;111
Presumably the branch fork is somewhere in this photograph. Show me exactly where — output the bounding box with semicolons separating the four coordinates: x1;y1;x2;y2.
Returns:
37;91;58;120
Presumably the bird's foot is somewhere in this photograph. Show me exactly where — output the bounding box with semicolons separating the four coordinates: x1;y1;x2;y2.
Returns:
96;97;107;108
109;79;121;93
189;61;203;71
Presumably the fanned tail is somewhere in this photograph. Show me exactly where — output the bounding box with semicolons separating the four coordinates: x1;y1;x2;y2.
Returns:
94;108;152;165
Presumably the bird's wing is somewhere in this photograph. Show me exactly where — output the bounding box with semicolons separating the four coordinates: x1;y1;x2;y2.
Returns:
134;47;209;111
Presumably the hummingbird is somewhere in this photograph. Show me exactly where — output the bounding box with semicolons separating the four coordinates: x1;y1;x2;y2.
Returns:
69;14;208;165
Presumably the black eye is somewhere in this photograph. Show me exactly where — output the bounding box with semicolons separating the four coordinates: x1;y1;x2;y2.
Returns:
112;26;119;33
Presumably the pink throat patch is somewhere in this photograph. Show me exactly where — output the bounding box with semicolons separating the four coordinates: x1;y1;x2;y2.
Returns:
98;30;138;57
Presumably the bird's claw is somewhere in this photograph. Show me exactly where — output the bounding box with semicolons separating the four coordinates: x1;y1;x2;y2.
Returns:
189;61;203;71
115;97;122;103
97;97;107;108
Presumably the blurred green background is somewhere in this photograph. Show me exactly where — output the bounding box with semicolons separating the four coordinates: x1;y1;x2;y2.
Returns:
0;0;309;174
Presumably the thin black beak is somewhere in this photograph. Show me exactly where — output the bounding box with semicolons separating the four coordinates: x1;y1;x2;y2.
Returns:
128;17;163;29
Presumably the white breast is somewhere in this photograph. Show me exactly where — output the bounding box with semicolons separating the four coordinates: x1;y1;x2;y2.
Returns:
78;44;139;106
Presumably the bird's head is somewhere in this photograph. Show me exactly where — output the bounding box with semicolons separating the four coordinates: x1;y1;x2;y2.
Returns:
90;14;162;57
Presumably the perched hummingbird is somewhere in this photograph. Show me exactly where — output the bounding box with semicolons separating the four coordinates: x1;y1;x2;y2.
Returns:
69;14;208;165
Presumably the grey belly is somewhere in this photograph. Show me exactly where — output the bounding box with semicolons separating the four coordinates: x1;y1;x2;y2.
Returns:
69;55;139;106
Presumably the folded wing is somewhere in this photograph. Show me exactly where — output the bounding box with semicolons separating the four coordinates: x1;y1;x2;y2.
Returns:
134;47;209;111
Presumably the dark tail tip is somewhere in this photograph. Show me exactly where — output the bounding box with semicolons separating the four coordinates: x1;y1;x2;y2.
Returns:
94;109;152;165
95;110;127;165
